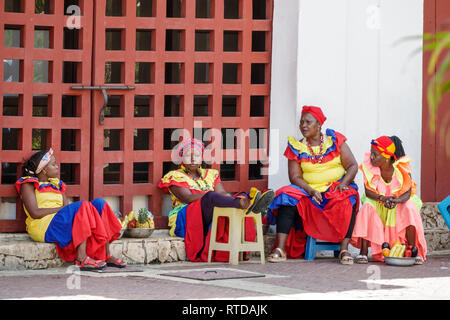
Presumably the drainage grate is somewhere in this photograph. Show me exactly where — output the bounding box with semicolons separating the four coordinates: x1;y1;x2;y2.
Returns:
159;269;265;281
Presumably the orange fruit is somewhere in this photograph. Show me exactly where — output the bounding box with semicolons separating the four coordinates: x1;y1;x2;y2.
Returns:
382;248;390;257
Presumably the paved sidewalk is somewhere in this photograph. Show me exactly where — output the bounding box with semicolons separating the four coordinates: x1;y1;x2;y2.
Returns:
0;253;449;300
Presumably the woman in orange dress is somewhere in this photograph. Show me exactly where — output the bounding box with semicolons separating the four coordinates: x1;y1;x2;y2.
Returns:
351;136;427;264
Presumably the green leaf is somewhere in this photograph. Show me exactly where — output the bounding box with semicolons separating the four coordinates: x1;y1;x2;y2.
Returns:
428;33;450;74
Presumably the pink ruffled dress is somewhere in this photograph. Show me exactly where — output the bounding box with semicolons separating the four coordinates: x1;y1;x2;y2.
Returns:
351;153;427;262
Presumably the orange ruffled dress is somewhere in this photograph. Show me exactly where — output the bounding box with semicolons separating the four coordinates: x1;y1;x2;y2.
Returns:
351;153;427;261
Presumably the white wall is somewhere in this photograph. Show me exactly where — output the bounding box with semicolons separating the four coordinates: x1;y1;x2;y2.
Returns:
268;0;301;190
269;0;424;194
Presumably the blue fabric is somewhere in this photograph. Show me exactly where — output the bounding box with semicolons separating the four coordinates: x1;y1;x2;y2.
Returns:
266;180;358;226
174;204;189;238
44;201;83;248
90;198;106;216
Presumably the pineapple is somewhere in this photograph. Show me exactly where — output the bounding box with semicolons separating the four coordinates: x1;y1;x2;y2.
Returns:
136;208;150;228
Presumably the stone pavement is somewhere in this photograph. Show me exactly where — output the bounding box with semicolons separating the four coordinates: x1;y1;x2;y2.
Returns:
0;252;449;300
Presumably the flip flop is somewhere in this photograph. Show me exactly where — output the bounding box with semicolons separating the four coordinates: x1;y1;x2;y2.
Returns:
267;247;287;263
249;189;275;214
338;250;354;265
355;254;368;264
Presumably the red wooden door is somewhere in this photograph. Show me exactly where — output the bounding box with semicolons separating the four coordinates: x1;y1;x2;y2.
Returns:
90;0;273;228
0;0;93;231
1;0;273;231
422;0;450;202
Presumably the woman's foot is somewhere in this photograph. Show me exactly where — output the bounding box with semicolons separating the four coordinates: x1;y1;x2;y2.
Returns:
75;256;107;270
106;255;127;268
267;247;287;263
338;250;354;265
355;254;368;264
248;189;275;214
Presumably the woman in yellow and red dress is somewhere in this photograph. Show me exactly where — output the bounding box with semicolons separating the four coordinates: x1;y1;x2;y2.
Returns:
16;148;125;270
266;106;359;264
158;138;274;262
351;136;427;264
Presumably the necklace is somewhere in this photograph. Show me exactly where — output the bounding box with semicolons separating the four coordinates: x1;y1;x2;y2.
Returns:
181;165;211;192
306;133;324;164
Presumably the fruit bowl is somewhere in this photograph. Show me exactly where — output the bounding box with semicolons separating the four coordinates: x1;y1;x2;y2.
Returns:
123;228;154;238
384;256;415;266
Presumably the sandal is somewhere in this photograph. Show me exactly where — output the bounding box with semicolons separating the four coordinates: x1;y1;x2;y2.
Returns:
75;256;107;271
248;189;275;214
414;256;423;265
355;254;368;264
106;254;127;268
267;247;287;263
338;250;354;265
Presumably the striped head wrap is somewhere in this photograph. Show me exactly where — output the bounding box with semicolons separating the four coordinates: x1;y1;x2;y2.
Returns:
35;148;54;174
371;136;397;161
177;139;205;158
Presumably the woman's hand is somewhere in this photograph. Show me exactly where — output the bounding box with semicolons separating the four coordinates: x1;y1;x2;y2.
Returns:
309;189;323;204
379;195;397;209
334;182;350;193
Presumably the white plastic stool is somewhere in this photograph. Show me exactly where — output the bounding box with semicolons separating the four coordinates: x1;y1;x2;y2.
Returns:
207;207;265;265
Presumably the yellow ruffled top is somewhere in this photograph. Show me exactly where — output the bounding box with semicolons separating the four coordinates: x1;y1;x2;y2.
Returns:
284;129;347;193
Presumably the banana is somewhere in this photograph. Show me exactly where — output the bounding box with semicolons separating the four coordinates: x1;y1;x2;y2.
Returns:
389;244;401;257
127;210;135;221
398;244;406;257
121;216;128;229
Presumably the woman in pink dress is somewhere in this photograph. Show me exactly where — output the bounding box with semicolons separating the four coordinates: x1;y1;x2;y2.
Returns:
351;136;427;264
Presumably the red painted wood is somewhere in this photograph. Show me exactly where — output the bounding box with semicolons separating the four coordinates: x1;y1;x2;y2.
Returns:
1;0;273;231
0;1;94;231
422;0;450;202
90;0;273;227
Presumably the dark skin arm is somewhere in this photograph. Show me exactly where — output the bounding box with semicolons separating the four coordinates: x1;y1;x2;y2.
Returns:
213;182;231;197
333;142;358;191
20;183;64;219
365;186;412;209
288;142;358;204
169;185;204;204
169;182;233;204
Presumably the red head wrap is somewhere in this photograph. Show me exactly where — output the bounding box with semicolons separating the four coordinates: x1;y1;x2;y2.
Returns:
371;136;397;160
301;106;327;125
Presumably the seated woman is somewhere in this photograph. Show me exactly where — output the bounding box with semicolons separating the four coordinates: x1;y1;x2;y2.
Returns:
158;138;275;262
351;136;427;264
16;149;126;270
266;106;359;265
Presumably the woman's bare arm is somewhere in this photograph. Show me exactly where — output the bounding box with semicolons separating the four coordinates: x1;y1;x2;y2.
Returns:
20;183;63;219
169;185;204;204
338;142;358;187
213;182;231;196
